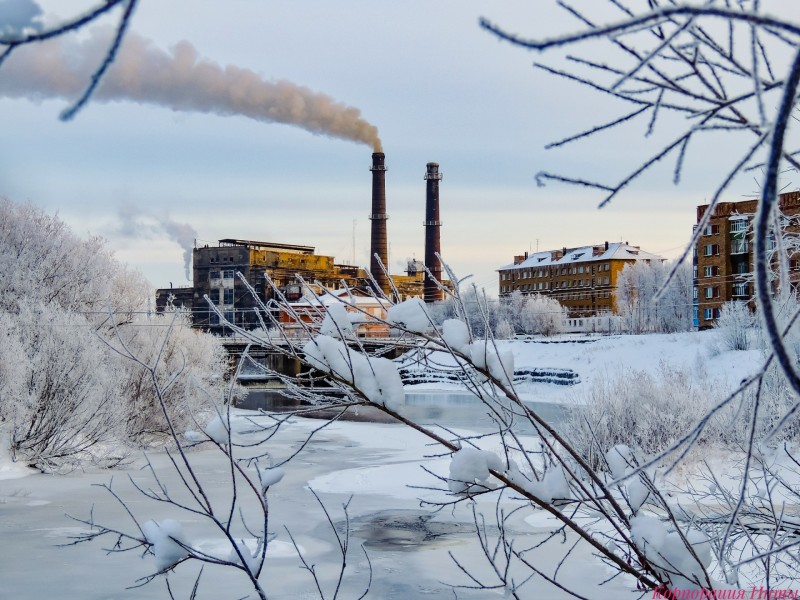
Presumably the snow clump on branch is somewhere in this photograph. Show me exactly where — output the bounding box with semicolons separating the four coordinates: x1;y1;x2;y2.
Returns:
630;516;712;590
319;303;357;339
448;447;504;494
469;341;514;387
441;319;470;353
388;298;431;333
142;519;190;571
302;335;403;409
256;465;285;493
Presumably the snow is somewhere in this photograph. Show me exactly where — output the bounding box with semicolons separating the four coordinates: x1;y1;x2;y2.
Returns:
0;443;35;480
498;242;662;271
256;465;285;492
142;519;190;571
229;539;259;575
203;414;230;444
303;335;404;409
507;464;571;503
387;298;431;333
183;429;204;442
447;447;504;494
405;330;764;403
606;444;635;480
0;331;790;599
441;318;470;353
629;515;713;590
627;475;651;513
319;302;356;338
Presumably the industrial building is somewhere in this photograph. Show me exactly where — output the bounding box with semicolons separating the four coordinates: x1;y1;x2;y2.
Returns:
156;153;450;332
497;242;663;317
694;192;800;328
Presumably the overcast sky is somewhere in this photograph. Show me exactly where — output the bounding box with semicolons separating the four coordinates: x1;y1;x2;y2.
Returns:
1;1;793;293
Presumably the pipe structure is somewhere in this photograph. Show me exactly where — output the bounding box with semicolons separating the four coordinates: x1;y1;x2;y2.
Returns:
424;162;444;303
369;152;390;295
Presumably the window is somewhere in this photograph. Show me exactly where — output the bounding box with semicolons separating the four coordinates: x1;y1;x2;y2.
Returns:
223;269;235;279
693;286;698;300
730;239;748;255
224;311;234;323
224;289;234;304
733;283;748;297
705;286;718;299
730;220;746;233
703;308;714;320
210;312;220;325
603;276;610;285
578;266;584;274
703;266;718;277
210;270;220;279
703;224;720;236
703;244;719;256
501;273;507;281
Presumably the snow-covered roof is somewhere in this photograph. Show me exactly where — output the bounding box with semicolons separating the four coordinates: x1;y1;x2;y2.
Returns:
498;242;663;271
287;288;389;309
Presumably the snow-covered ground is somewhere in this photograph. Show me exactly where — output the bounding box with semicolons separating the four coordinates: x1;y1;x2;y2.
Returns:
407;329;763;403
0;331;773;599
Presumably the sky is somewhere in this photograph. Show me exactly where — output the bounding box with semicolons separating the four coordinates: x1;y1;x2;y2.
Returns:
0;0;795;294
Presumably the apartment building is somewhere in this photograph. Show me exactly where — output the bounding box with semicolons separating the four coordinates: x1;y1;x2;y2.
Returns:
498;242;663;317
695;192;800;328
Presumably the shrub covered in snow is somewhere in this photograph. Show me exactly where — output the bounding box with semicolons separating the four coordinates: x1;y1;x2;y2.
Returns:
568;365;730;467
715;301;753;351
0;199;230;469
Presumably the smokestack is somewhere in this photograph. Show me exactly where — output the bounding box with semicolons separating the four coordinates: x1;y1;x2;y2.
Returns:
369;152;390;295
424;162;444;303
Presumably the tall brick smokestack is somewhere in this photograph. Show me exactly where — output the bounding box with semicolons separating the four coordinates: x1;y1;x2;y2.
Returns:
424;162;444;303
369;152;390;295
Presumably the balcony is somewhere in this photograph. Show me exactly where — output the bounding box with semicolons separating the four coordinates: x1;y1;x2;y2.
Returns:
730;239;749;255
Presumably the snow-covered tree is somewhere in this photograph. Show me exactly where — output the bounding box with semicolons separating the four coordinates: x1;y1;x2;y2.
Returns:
0;199;229;467
0;305;124;471
616;260;693;334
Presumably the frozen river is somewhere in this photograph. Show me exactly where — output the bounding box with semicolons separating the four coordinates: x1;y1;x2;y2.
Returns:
0;393;624;600
239;389;572;434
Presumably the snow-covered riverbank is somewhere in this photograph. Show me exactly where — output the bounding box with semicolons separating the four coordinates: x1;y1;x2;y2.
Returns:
0;332;777;598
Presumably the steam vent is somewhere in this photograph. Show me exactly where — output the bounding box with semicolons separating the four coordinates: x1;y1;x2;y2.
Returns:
424;162;444;303
369;152;390;295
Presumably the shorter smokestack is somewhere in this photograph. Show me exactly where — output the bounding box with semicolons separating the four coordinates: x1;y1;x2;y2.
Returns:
424;162;443;303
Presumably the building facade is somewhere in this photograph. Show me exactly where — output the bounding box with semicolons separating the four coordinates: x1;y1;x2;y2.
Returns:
154;239;369;333
497;242;663;317
156;239;451;333
694;192;800;329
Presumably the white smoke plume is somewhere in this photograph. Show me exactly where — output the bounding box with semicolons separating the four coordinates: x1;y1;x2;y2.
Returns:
118;207;196;282
0;27;382;150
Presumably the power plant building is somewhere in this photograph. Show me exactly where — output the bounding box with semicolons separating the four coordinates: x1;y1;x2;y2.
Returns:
156;153;451;330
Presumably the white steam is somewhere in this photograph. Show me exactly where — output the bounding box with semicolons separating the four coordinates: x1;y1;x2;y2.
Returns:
0;27;382;150
118;207;196;282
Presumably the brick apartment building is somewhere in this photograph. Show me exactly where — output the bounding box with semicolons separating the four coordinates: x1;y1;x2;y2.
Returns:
498;242;663;317
695;192;800;328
